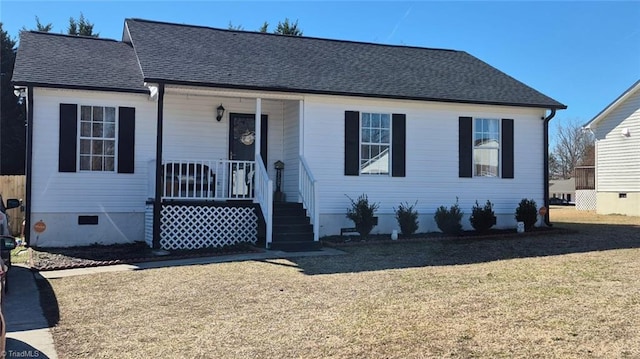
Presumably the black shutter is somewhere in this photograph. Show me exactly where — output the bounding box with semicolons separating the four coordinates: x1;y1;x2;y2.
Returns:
501;118;514;179
344;111;360;176
458;116;472;178
59;104;78;172
118;107;136;173
391;114;406;177
260;114;268;165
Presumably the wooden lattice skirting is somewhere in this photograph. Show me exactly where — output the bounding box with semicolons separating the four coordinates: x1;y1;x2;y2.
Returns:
153;201;259;250
576;190;597;211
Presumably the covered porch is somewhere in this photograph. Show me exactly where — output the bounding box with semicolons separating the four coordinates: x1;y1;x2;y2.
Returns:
145;85;319;250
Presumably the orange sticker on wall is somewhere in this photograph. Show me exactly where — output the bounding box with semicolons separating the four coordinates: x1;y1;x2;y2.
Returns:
34;220;46;233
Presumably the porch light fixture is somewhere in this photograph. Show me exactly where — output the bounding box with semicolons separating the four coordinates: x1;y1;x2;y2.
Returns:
216;104;225;122
13;88;26;105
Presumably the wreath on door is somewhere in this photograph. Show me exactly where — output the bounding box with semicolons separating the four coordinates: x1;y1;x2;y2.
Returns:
240;130;255;145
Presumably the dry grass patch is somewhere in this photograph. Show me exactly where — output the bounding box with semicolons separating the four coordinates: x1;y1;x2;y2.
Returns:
44;207;639;358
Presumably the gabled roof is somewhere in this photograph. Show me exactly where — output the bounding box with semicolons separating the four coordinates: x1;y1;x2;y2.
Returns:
584;79;640;130
13;18;566;109
12;31;146;93
125;19;565;109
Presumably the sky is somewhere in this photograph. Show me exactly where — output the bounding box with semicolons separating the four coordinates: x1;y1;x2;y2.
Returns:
1;1;639;144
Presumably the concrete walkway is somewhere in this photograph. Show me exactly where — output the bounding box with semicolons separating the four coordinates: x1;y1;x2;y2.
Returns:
40;247;345;279
3;247;345;358
5;265;58;359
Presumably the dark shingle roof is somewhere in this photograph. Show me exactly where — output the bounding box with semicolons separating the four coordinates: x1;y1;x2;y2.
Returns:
12;31;146;93
13;19;566;109
126;19;565;109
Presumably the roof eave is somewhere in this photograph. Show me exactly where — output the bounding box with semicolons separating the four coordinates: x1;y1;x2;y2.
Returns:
11;81;149;95
146;78;567;110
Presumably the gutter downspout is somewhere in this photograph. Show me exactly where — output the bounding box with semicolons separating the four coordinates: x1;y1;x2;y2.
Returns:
543;108;556;227
152;83;165;249
24;86;34;246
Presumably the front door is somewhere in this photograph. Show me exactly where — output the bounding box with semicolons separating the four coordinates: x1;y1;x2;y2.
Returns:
229;113;268;197
229;113;268;162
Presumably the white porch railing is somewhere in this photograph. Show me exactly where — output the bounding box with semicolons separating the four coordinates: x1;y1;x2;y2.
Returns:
254;158;273;247
161;159;256;200
299;155;319;242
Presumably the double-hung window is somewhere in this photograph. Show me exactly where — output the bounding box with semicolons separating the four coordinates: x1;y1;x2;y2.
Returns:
79;106;117;171
360;112;391;175
473;118;500;177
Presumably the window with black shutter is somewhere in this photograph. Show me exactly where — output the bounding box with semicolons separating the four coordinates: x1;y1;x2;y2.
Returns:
58;104;135;173
344;111;406;177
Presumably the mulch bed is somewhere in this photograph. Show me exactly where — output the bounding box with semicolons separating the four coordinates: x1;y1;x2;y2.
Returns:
322;226;574;247
28;241;264;271
26;227;573;271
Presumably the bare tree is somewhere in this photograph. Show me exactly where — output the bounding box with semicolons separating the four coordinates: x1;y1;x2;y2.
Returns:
548;153;562;180
551;119;595;179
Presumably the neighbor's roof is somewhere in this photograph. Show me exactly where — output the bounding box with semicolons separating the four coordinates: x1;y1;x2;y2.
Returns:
549;178;575;193
584;79;640;130
12;31;146;93
13;18;566;109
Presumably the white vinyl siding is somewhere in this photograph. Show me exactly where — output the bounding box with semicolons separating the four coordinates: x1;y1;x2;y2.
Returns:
31;88;156;213
282;101;300;201
162;94;287;180
592;88;640;192
30;86;550;241
302;94;545;235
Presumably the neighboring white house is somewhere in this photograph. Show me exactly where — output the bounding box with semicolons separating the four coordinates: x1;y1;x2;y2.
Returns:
12;19;566;250
584;80;640;216
549;178;575;203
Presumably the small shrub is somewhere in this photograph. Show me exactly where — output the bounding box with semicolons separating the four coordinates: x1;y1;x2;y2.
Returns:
515;198;538;231
434;198;464;235
470;200;496;233
346;194;379;238
394;201;419;237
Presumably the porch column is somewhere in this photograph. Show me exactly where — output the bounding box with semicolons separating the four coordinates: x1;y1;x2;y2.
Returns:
298;100;304;157
255;98;262;164
298;100;304;203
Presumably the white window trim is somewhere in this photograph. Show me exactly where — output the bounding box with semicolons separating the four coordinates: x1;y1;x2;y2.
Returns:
359;112;392;176
77;105;118;172
473;118;501;178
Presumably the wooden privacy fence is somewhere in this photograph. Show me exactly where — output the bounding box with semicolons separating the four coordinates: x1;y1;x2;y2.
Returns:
0;175;26;235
